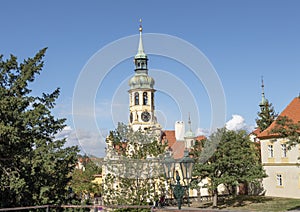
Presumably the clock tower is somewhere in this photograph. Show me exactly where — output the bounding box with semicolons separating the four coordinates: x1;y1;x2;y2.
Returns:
128;20;160;131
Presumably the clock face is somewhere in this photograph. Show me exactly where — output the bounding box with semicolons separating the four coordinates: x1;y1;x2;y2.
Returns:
141;111;151;122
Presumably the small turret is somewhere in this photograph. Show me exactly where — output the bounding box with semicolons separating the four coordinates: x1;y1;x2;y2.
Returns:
184;113;195;138
184;113;195;149
259;76;268;110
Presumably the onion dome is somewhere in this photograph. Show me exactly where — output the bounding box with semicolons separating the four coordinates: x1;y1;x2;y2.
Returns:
129;73;155;89
184;130;195;138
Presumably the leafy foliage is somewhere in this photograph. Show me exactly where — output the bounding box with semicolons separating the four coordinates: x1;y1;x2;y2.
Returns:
103;123;167;208
271;116;300;148
69;156;103;201
191;128;266;207
189;139;206;159
104;172;160;208
0;49;79;207
107;123;167;159
256;100;277;131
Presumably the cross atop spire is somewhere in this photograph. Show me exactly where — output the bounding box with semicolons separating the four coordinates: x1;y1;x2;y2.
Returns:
139;18;143;32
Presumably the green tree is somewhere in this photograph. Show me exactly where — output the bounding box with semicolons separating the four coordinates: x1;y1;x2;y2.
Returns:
256;100;277;131
0;49;79;207
271;116;300;148
192;128;266;207
70;156;103;203
189;139;206;159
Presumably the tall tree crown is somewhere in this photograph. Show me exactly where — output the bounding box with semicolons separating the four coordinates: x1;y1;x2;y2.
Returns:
0;49;79;207
256;100;277;132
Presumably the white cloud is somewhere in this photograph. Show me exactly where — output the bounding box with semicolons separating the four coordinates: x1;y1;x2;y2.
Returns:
195;115;255;137
196;128;210;137
225;114;247;131
56;126;107;158
56;126;73;139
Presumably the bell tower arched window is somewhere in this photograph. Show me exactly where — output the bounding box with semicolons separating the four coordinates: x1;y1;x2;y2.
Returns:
135;59;147;70
134;92;139;105
143;92;148;105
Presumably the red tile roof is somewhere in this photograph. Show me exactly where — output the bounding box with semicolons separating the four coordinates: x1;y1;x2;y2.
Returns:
195;135;206;141
171;141;186;159
162;130;206;159
251;128;261;136
163;130;176;148
258;97;300;139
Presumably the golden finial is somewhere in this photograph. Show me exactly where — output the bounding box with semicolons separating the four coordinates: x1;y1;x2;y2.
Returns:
139;18;143;32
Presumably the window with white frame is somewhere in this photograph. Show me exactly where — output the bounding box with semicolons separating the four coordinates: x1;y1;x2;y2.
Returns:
268;145;274;158
281;143;287;158
276;174;283;186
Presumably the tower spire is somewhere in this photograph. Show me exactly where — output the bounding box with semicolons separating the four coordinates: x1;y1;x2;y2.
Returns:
129;20;158;132
188;112;192;131
260;76;267;108
135;19;147;59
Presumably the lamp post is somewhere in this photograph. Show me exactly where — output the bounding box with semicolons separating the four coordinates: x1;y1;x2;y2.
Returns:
179;149;195;207
162;149;194;210
162;151;175;181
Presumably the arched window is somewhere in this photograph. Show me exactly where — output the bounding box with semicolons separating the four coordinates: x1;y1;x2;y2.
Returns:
134;92;139;105
143;92;148;105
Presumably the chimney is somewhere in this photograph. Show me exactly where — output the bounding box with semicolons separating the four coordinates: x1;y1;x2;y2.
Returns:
175;121;185;141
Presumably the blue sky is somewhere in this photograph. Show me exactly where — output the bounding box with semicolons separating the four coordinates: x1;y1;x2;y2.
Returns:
1;1;300;156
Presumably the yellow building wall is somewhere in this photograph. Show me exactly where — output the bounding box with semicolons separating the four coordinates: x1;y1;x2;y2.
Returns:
260;138;300;198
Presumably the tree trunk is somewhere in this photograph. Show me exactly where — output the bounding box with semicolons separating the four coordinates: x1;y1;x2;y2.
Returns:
212;188;218;207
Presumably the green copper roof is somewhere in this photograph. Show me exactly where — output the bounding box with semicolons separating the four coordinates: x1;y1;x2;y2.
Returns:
129;20;153;90
184;130;195;138
129;74;154;89
260;77;267;107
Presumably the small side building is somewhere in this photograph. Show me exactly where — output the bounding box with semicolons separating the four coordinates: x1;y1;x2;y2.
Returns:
257;97;300;198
